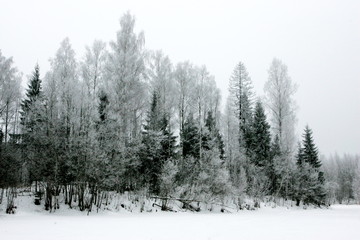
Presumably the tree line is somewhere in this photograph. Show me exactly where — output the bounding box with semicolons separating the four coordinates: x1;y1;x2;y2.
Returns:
0;12;357;214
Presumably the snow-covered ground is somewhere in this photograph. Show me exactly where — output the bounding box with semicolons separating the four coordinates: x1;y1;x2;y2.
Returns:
1;200;360;240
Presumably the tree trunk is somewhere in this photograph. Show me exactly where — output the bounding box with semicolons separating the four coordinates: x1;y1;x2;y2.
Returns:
6;187;17;214
5;101;9;143
0;188;4;204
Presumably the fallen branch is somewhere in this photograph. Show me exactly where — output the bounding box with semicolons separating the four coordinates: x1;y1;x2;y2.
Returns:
152;203;176;212
150;196;236;212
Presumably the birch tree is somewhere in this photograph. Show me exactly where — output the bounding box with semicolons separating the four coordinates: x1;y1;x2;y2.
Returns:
174;61;196;137
264;58;297;197
105;12;147;146
0;51;22;143
81;40;107;99
148;50;176;119
264;58;297;155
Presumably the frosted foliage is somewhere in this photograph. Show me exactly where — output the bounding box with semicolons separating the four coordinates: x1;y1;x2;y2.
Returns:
353;164;360;203
0;53;21;109
223;96;247;195
264;58;297;155
228;62;254;123
174;61;196;129
45;38;80;129
0;50;22;140
105;12;147;143
198;67;221;124
160;160;178;196
148;50;177;119
81;40;106;98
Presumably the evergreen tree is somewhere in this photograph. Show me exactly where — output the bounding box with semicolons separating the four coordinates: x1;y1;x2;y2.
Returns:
301;126;321;168
144;92;162;132
228;62;254;150
271;135;281;159
141;91;177;194
243;101;273;196
98;89;109;123
203;111;225;159
250;101;271;167
296;142;304;166
21;64;42;128
20;65;47;188
21;64;43;136
181;113;200;159
294;126;326;206
159;115;177;161
293;160;324;206
269;135;281;194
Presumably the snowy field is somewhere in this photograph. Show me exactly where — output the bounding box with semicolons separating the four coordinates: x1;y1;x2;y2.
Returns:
1;204;360;240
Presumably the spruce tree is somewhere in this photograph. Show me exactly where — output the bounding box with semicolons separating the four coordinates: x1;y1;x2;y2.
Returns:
250;101;271;167
98;89;109;122
181;113;200;159
296;142;304;166
20;64;43;134
141;91;177;194
294;126;326;206
269;135;282;194
203;111;225;159
302;126;321;168
159;115;177;161
20;65;47;188
228;62;254;153
271;135;281;158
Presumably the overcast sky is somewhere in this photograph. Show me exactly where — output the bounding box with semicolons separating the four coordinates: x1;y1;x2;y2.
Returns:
0;0;359;156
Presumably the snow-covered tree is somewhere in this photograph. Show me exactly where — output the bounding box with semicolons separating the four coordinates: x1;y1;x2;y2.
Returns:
228;62;254;150
0;50;22;143
20;65;48;188
181;113;200;159
223;95;248;196
148;50;176;120
105;12;147;146
141;92;177;194
352;163;360;204
301;126;322;170
202;111;225;160
294;126;325;206
264;58;297;156
264;58;297;198
174;61;196;139
81;40;107;98
249;100;271;167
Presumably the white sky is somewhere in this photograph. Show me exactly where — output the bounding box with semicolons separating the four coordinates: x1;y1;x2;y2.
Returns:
0;0;359;156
